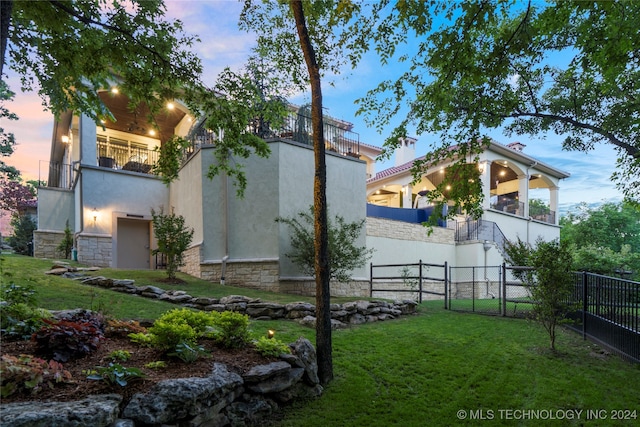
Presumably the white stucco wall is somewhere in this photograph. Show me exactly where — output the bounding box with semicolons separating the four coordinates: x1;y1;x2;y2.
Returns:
169;152;205;245
484;210;560;245
37;187;75;232
79;167;169;235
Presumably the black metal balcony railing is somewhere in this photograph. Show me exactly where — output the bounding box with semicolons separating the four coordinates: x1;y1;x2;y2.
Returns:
186;112;360;160
39;161;75;189
97;144;159;174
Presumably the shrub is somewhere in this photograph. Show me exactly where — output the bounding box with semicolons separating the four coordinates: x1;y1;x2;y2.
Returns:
147;308;217;350
208;311;251;349
33;318;105;362
56;220;74;259
85;363;145;387
254;336;291;357
151;207;194;280
0;354;72;397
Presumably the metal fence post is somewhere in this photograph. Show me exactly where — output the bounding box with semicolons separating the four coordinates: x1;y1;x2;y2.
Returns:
501;263;507;316
418;259;423;303
444;261;449;310
369;263;373;298
582;271;588;340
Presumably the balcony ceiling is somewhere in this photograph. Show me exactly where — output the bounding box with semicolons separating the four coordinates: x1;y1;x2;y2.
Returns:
98;92;186;142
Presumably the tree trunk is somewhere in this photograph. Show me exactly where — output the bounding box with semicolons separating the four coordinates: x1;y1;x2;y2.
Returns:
289;0;333;385
1;0;13;76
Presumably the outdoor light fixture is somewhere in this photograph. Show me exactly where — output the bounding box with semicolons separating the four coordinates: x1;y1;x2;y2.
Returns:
268;330;275;339
92;207;99;224
61;135;70;144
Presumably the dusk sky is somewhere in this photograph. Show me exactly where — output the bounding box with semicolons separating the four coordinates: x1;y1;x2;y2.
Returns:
2;0;624;216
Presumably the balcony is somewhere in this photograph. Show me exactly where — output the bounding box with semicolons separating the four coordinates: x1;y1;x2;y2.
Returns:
186;112;360;160
97;142;159;174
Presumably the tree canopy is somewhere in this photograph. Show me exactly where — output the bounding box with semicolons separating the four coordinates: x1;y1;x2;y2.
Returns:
352;0;640;205
2;0;202;122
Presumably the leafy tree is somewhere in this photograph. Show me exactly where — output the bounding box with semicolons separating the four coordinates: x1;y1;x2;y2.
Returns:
529;199;550;217
150;207;194;281
0;180;35;215
8;214;36;256
505;238;576;351
560;202;640;253
0;81;19;181
240;0;357;384
353;1;640;206
276;206;374;284
560;201;640;279
2;0;202;123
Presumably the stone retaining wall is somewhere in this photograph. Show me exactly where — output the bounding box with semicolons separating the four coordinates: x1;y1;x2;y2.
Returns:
53;269;418;328
1;338;322;427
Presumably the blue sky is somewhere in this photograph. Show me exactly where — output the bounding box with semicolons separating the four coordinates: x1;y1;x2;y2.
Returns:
3;0;624;215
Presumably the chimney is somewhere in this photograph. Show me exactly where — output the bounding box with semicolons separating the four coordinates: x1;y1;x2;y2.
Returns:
395;137;417;166
507;142;526;152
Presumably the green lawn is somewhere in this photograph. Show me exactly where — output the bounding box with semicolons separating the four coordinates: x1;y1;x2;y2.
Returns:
2;254;639;426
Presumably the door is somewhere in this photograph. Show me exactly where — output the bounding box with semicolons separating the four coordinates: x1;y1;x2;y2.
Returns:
117;218;151;269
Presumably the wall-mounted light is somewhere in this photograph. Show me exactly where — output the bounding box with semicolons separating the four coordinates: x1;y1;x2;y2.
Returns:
92;207;99;224
61;135;70;145
478;162;485;174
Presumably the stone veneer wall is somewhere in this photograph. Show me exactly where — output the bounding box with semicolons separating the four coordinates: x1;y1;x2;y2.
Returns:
366;216;455;244
179;244;202;277
76;234;112;267
33;230;65;259
199;259;281;292
279;278;370;298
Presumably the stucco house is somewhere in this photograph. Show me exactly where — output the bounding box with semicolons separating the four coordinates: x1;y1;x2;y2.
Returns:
34;86;570;297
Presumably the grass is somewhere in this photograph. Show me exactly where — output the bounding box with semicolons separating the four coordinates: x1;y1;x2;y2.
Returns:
2;254;639;426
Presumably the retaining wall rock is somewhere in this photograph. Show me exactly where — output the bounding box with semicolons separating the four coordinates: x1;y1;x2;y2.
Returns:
1;339;323;427
47;265;419;325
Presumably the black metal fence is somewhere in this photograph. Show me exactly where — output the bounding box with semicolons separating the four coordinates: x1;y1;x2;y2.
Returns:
369;261;447;305
449;265;639;363
566;272;639;363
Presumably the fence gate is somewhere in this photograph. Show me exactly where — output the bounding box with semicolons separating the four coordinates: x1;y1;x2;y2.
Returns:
369;261;447;306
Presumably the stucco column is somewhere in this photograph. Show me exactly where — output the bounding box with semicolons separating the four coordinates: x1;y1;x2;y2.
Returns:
549;186;559;225
518;174;529;217
402;183;413;209
480;160;492;210
79;113;97;166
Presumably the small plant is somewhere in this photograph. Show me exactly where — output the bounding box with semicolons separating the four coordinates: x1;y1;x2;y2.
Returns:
0;302;51;341
0;354;72;397
108;349;131;362
1;282;37;306
128;332;154;347
208;311;251;349
86;363;145;387
33;318;105;362
144;360;167;369
168;341;209;363
254;336;291;358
